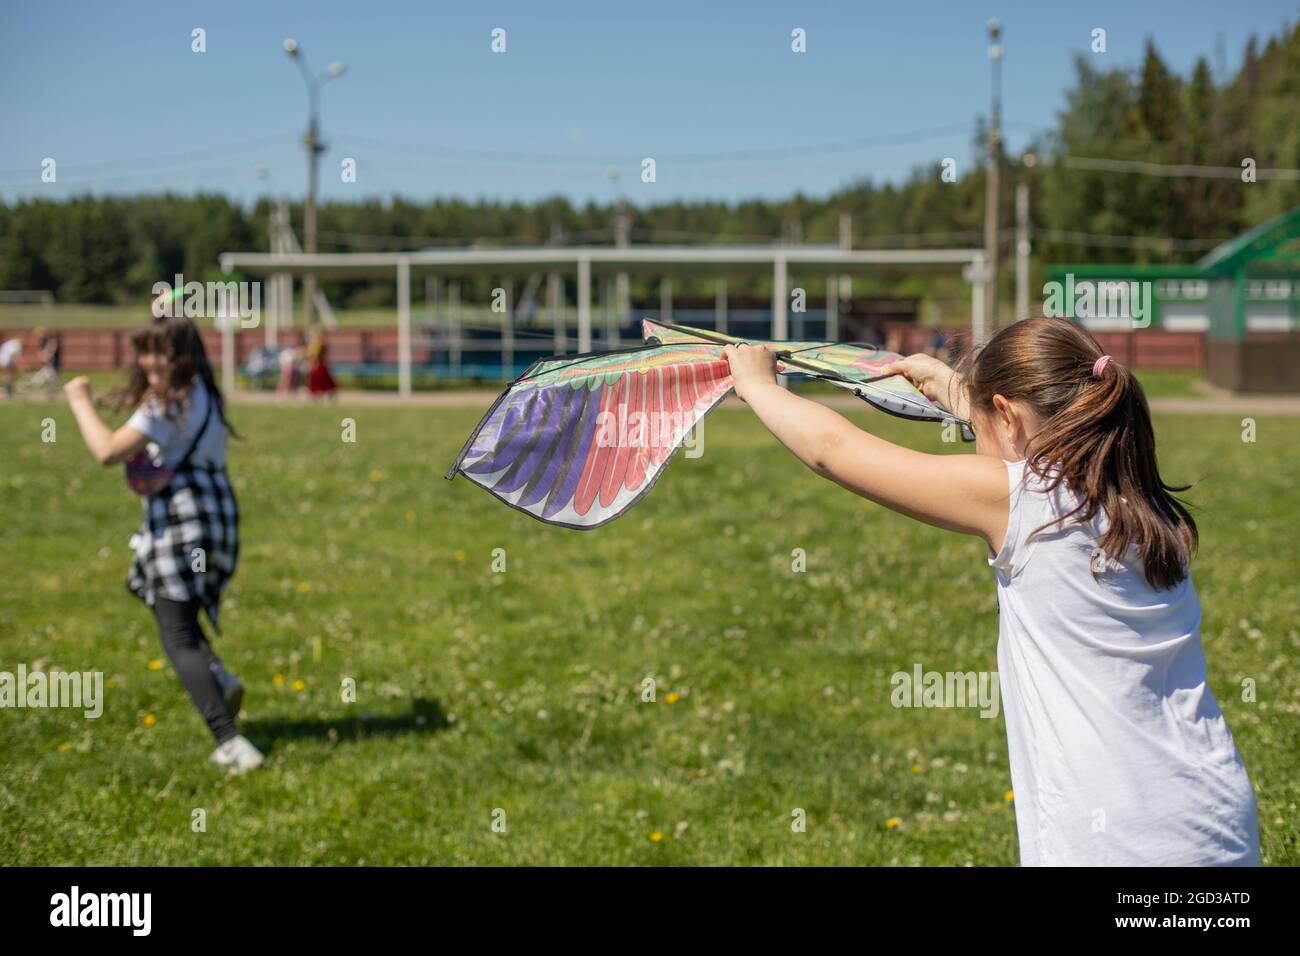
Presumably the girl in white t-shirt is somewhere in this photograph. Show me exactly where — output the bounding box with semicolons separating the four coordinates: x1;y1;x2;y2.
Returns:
64;312;263;775
723;315;1260;866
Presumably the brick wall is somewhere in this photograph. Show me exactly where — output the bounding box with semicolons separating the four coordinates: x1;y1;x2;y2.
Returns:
5;324;1211;372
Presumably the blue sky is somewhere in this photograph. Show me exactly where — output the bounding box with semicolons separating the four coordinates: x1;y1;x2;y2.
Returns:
1;0;1295;207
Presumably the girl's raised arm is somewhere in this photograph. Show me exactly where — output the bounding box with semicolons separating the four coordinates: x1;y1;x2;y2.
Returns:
64;376;150;465
724;344;1010;551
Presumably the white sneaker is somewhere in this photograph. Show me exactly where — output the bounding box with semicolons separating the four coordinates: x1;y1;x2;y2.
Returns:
210;660;245;716
209;735;264;775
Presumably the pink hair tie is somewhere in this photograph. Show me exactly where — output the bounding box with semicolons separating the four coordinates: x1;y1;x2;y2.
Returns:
1091;355;1113;379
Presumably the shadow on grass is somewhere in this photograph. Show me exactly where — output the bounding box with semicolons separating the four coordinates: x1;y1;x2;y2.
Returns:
241;696;450;753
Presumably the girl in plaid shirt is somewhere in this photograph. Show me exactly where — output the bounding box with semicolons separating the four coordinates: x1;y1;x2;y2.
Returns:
65;313;263;774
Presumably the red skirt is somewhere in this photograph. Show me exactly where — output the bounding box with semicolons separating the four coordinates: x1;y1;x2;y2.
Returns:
308;362;337;394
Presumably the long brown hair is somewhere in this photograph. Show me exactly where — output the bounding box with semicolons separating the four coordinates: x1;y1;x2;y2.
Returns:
965;317;1195;589
111;315;236;437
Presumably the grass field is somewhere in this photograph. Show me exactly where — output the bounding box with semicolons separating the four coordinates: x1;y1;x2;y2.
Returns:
1;397;1296;865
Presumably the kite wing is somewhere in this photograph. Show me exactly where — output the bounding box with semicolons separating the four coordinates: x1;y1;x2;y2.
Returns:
446;342;732;529
448;319;968;529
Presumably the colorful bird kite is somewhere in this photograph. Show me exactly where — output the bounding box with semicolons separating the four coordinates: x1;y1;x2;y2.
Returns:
446;319;969;529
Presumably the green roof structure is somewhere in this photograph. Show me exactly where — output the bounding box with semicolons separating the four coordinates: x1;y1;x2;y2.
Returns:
1044;208;1300;392
1196;206;1300;277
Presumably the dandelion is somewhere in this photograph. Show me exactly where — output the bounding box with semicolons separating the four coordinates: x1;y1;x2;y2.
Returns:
58;742;72;752
292;679;306;692
1004;790;1014;803
665;692;680;704
142;714;156;727
649;831;664;842
146;659;163;671
297;581;310;593
885;817;902;829
274;674;286;687
369;469;383;482
910;764;922;775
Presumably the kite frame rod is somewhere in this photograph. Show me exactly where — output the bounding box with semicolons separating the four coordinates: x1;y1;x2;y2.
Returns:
652;320;898;387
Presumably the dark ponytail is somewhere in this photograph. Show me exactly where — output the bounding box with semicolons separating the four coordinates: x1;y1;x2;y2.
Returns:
967;317;1196;589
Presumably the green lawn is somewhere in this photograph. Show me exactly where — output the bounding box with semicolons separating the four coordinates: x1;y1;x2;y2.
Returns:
0;399;1295;865
1132;368;1206;399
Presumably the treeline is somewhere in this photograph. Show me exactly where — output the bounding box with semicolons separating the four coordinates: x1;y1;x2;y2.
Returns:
2;24;1298;309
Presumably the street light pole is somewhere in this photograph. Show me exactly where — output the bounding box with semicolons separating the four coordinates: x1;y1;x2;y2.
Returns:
283;39;345;328
1015;153;1036;324
304;91;320;329
983;19;1003;337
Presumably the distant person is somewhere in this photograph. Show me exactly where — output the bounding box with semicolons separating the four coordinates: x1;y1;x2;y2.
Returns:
33;327;62;397
277;345;303;394
248;345;280;389
63;314;263;775
245;345;268;388
306;334;337;399
0;336;21;398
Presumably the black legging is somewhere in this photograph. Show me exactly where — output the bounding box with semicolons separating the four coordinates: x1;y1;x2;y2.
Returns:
153;597;237;744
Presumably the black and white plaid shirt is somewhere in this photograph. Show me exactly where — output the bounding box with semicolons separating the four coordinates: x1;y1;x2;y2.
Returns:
127;463;239;631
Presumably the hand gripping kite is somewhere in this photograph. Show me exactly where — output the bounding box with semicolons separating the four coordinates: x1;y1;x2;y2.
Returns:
446;319;970;529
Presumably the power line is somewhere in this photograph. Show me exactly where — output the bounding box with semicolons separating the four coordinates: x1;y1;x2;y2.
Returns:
1060;154;1300;181
318;230;587;249
0;132;296;184
1031;228;1222;251
0;161;275;191
331;122;975;169
657;123;975;164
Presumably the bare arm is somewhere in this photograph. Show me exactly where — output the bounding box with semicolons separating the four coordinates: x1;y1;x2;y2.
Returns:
64;377;150;466
725;347;1009;551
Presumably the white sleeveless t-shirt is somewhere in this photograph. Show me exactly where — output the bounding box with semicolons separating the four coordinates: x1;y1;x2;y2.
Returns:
989;459;1260;866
